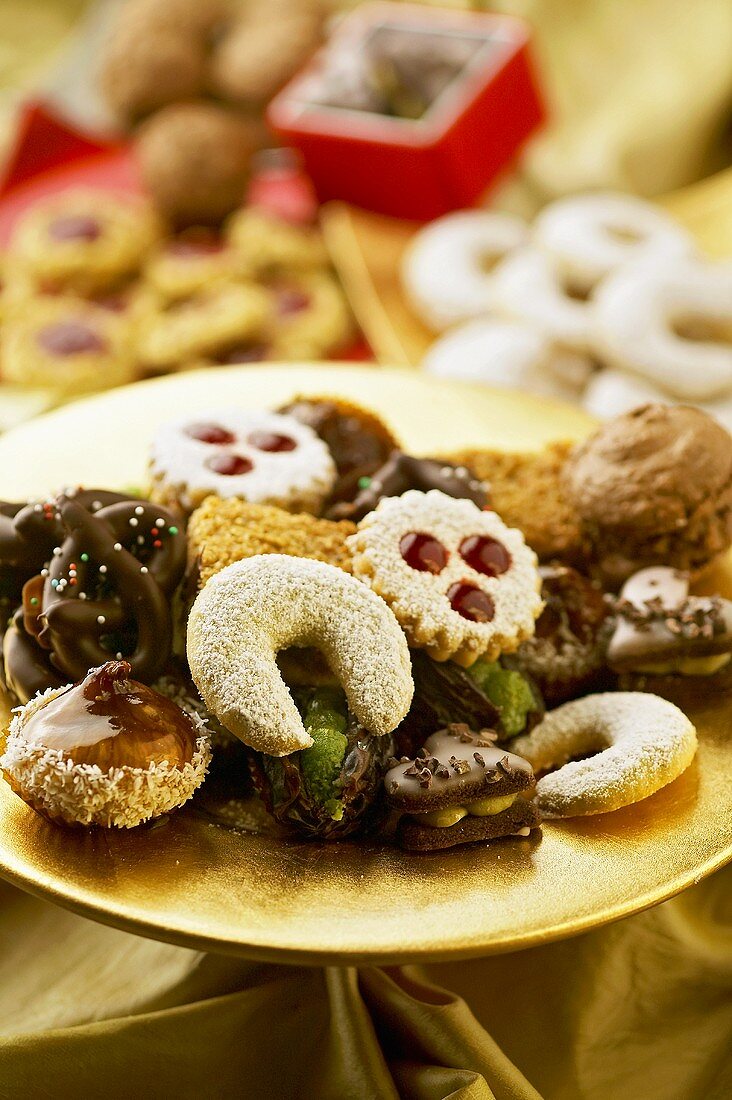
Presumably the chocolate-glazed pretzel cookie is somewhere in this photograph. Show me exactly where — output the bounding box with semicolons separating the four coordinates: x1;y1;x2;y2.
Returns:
38;496;186;683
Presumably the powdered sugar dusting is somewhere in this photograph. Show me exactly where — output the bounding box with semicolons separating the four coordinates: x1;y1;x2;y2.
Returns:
511;691;697;817
187;554;414;756
347;490;543;665
149;409;336;514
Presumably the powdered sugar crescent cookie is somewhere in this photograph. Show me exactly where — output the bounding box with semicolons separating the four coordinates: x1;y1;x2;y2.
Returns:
187;555;413;756
593;259;732;401
534;193;696;292
149;409;336;515
491;247;596;353
347;489;543;666
511;692;697;817
402;211;528;331
422;318;594;401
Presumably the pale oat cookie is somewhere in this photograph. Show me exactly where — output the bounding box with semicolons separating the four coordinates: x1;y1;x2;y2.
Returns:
187;555;413;756
511;692;697;818
149;409;336;515
347;490;543;667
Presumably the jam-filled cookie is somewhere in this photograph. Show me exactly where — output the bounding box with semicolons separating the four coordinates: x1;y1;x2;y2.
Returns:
137;282;271;371
267;273;352;361
347;489;543;666
226;208;328;278
143;228;239;302
9;189;161;295
149;409;337;515
0;297;136;397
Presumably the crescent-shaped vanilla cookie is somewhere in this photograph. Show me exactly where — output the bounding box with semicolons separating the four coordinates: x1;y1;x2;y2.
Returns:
187;554;413;756
511;692;697;817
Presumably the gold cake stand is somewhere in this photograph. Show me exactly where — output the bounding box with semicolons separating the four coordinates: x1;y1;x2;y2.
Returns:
0;364;730;965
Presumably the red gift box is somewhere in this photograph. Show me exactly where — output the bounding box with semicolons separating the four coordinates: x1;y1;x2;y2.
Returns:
267;2;545;221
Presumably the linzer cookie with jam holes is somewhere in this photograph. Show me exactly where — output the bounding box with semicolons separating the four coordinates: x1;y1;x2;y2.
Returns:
385;724;539;851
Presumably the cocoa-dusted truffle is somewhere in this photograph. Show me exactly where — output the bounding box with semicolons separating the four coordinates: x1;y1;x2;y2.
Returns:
99;26;207;123
209;11;322;107
564;405;732;586
136;102;263;226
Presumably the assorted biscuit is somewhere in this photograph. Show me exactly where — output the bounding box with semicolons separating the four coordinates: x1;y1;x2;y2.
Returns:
2;396;730;850
407;191;732;433
0;188;353;400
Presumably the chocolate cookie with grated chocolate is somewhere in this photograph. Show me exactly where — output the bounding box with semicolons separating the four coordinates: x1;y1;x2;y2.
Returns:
384;724;539;851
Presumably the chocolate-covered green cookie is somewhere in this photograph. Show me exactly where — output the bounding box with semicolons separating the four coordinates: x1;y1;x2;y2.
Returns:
384;723;539;851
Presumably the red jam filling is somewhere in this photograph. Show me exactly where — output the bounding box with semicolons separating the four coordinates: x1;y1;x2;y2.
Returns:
186;423;236;445
48;215;101;242
166;230;225;258
247;431;297;453
447;582;494;622
37;321;106;356
276;288;311;316
459;535;511;577
399;532;448;574
205;453;253;476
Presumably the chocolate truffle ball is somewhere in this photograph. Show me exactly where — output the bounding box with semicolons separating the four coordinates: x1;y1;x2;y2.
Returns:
99;26;207;123
135;102;263;226
208;11;322;107
564;404;732;586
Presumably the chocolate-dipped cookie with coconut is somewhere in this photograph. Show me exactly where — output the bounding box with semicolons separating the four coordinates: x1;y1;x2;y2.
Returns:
608;567;732;679
385;724;539;851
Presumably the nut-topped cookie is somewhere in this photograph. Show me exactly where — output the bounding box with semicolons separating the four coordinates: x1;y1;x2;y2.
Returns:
384;724;539;851
347;489;543;666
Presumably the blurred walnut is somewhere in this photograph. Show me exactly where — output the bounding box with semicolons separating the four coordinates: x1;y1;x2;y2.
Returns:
136;102;264;226
99;27;208;122
209;9;324;107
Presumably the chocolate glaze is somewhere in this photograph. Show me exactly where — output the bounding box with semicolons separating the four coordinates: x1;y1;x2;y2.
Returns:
608;566;732;671
3;607;65;703
328;450;488;522
22;661;197;770
384;724;534;813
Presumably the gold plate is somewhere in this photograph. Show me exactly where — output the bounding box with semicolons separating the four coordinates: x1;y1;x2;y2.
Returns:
0;364;730;965
321;167;732;366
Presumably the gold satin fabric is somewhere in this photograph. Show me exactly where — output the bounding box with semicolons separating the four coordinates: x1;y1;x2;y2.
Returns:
0;865;729;1098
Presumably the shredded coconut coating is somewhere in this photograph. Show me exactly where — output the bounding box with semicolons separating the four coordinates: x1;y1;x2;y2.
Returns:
187;554;414;756
1;685;211;829
347;490;543;666
187;497;355;589
511;692;697;817
149;409;336;514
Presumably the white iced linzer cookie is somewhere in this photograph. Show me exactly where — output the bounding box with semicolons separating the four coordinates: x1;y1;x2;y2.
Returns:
490;247;597;354
422;318;594;402
401;211;528;331
533;192;696;292
149;409;336;514
347;489;543;667
593;258;732;401
187;555;414;756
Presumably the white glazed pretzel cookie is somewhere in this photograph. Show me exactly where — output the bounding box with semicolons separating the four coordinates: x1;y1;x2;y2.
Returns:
187;555;414;756
402;211;528;331
491;248;596;353
422;318;594;401
593;259;732;401
511;692;697;817
534;193;696;292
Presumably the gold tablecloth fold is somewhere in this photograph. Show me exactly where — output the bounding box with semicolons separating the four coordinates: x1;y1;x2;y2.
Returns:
0;867;729;1099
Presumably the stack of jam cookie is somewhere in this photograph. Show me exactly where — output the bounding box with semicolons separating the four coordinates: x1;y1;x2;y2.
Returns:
1;399;729;852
